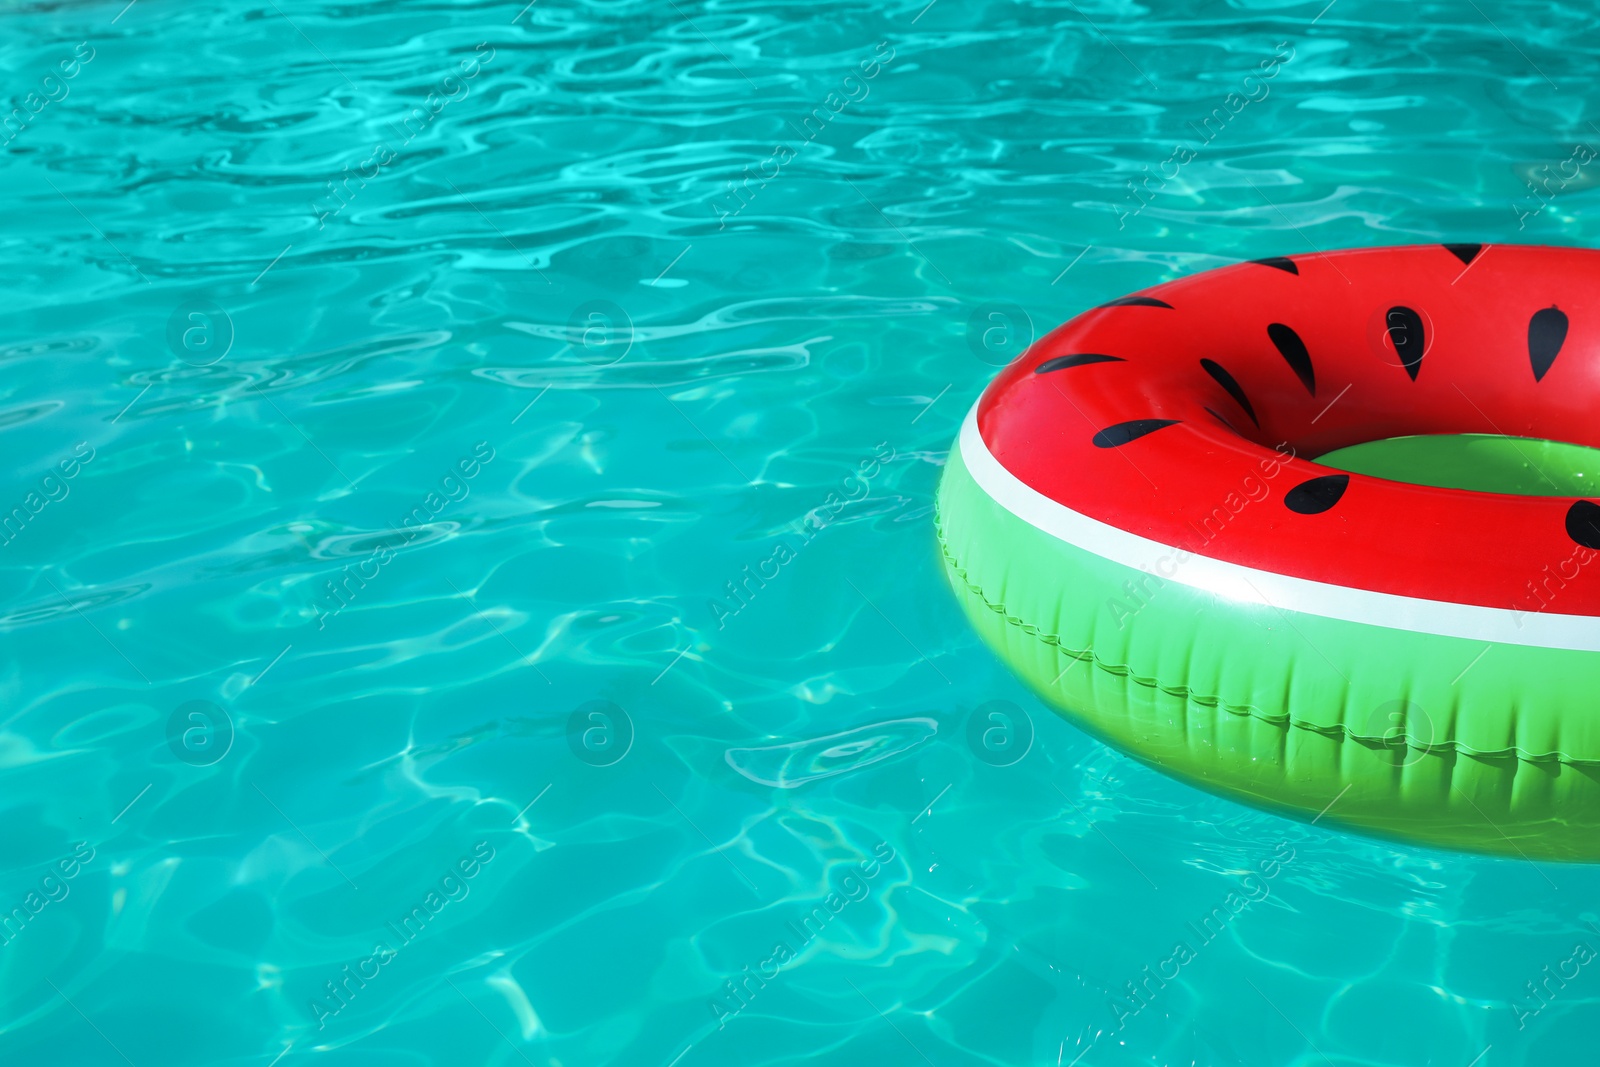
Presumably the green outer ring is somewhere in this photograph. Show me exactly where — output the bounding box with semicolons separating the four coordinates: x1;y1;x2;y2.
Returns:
937;441;1600;862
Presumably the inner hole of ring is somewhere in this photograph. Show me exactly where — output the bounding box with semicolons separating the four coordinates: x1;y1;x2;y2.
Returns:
1314;434;1600;497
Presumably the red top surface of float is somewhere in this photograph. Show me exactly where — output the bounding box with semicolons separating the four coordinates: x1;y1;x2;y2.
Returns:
975;244;1600;616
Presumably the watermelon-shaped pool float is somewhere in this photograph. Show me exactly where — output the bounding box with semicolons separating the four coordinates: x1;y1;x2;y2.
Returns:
938;243;1600;861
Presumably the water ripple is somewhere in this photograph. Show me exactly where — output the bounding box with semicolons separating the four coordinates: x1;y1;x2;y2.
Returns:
725;717;938;788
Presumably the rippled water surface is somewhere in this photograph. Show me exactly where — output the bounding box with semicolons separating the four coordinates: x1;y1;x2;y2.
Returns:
4;0;1600;1064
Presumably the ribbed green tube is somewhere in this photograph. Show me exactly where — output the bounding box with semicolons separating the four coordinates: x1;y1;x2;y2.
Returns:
937;442;1600;862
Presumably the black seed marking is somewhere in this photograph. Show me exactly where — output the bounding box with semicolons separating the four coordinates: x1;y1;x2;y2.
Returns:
1092;419;1179;448
1250;256;1299;275
1529;305;1569;382
1386;306;1426;380
1284;474;1349;515
1035;353;1125;373
1266;323;1316;396
1567;500;1600;549
1097;295;1173;309
1199;358;1259;427
1443;243;1482;266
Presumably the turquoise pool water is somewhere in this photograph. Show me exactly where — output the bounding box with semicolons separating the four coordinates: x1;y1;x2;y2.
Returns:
3;0;1599;1063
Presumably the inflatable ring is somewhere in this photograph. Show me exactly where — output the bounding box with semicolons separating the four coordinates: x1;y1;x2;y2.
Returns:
938;244;1600;861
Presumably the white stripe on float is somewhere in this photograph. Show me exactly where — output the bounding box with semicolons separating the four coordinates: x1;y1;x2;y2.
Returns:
958;403;1600;652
